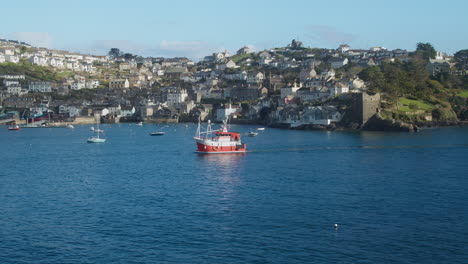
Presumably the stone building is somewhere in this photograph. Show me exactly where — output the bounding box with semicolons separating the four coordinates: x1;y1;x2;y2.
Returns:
352;92;380;125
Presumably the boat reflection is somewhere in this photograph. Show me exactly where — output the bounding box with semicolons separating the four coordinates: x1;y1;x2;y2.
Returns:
196;153;246;217
197;153;246;177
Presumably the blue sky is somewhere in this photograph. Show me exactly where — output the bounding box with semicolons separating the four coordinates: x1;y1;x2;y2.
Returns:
1;0;467;59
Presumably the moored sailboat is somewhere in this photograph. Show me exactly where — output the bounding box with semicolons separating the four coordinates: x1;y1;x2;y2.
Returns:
87;118;106;143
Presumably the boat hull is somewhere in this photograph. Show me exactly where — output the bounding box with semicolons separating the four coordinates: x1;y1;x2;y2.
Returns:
195;141;246;153
87;138;106;143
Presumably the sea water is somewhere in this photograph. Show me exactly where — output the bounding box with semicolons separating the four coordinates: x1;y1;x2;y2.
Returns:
1;124;467;263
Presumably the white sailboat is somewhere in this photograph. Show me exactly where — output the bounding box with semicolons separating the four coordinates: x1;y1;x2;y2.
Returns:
87;117;106;143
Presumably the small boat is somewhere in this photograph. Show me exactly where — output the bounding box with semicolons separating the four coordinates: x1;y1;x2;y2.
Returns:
66;124;74;129
248;131;258;137
150;132;165;136
87;121;106;143
194;118;246;154
136;122;143;126
90;126;95;131
257;127;265;131
8;125;21;131
87;137;106;143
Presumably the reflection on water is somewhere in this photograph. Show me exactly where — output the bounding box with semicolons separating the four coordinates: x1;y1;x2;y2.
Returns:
197;153;246;166
196;153;247;217
197;153;246;178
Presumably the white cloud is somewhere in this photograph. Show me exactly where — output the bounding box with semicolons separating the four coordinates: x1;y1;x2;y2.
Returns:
9;32;53;48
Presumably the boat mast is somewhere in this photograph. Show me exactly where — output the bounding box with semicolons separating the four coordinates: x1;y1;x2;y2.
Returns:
96;115;100;139
196;116;201;138
206;120;212;139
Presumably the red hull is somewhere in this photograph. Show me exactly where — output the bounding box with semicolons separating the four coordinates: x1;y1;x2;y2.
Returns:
196;142;246;153
194;118;246;154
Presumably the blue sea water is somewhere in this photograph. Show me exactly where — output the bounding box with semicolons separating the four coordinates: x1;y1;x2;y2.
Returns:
0;123;467;264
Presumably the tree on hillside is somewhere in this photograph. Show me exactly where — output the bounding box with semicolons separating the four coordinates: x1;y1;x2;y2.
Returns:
108;48;122;59
453;49;468;71
415;42;436;61
123;53;135;61
358;66;385;92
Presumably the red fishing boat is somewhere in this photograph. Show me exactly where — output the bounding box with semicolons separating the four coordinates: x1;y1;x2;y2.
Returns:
194;118;246;154
8;125;21;131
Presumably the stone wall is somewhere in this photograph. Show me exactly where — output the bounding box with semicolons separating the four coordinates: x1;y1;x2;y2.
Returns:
352;92;380;125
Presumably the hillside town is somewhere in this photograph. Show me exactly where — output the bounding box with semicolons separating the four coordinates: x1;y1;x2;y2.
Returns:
0;38;465;130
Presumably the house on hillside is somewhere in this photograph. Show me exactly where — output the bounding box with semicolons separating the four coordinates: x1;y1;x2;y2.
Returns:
328;57;348;69
337;44;350;53
301;106;342;125
28;82;52;93
109;79;130;89
246;72;264;84
167;88;188;107
299;68;317;82
280;82;301;99
328;82;349;97
216;104;241;121
236;46;251;55
426;59;453;75
120;106;136;117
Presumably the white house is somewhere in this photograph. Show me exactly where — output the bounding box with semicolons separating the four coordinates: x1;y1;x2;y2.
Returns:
280;82;301;98
65;60;74;70
300;106;342;125
7;86;23;96
348;77;366;91
71;81;85;90
217;60;238;70
247;72;264;84
0;47;15;55
49;58;64;68
109;79;130;89
216;104;241;121
337;44;350;53
3;79;20;87
167;89;188;106
329;82;349;97
30;55;46;66
5;55;19;63
329;57;349;69
59;105;82;117
299;68;317;82
224;71;247;81
85;80;100;89
0;54;5;63
28;82;52;92
120;106;136;117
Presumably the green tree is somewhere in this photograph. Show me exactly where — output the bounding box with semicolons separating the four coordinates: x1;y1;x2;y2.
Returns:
108;48;122;59
453;49;468;71
123;53;135;61
358;66;385;91
415;42;436;61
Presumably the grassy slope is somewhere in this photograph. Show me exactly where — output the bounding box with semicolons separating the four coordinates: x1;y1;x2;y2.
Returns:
398;97;435;112
458;90;468;98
